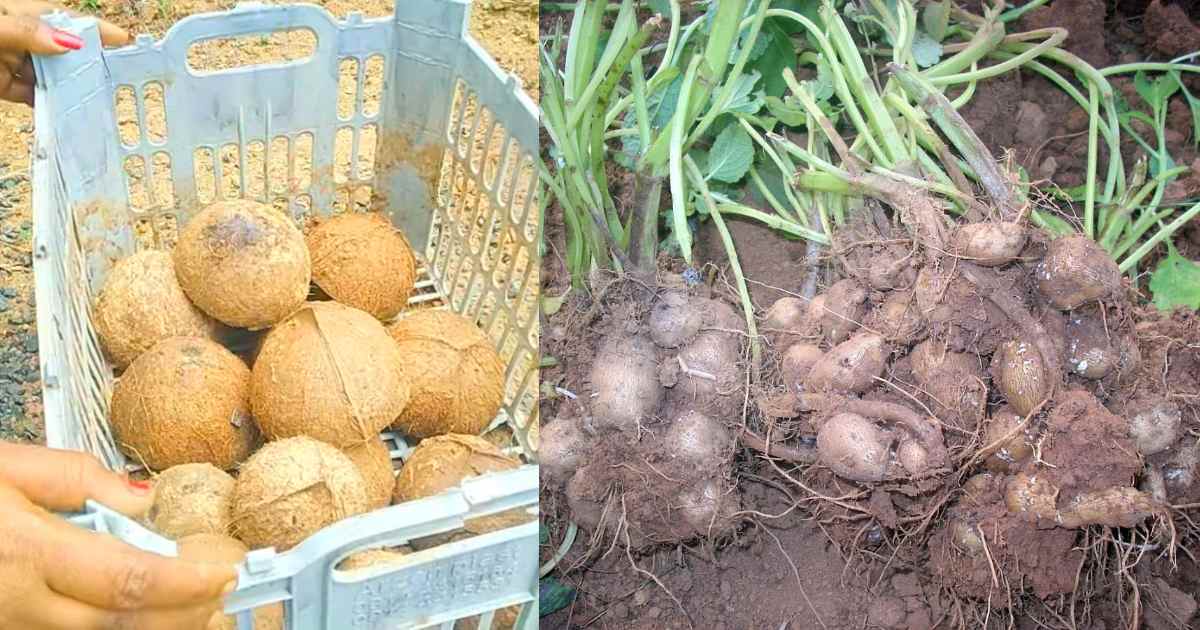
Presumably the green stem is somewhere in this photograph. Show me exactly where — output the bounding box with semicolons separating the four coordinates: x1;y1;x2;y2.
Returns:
1083;81;1099;238
930;27;1066;86
1100;63;1200;76
668;55;703;265
1119;200;1200;273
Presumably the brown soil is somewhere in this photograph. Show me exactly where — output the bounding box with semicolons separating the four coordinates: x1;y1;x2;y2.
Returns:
540;4;1200;629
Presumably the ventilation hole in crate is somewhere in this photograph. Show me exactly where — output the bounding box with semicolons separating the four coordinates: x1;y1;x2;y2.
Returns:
511;154;534;224
352;186;373;212
468;107;494;176
510;247;533;298
114;86;140;147
356;124;378;180
497;140;522;208
124;155;149;212
133;217;155;250
435;148;454;208
295;193;312;219
334;127;353;184
337;57;359;121
447;78;468;145
219;143;241;199
293;132;314;192
143;82;167;144
363;55;384;117
186;29;316;73
489;226;516;289
448;167;470;224
482;125;507;191
150;152;174;210
245;140;266;200
456;91;479;160
155;213;179;250
193;147;216;204
271;197;288;214
332;188;350;214
268;136;289;196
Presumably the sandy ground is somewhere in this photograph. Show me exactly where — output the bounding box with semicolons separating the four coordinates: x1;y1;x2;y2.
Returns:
0;0;537;443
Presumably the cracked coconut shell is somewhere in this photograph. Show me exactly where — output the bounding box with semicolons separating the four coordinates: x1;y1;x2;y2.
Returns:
176;533;283;630
342;438;395;510
173;199;310;330
231;436;370;551
306;212;417;321
392;434;520;503
109;336;258;471
94;250;218;369
147;463;234;539
387;310;505;439
251;301;409;448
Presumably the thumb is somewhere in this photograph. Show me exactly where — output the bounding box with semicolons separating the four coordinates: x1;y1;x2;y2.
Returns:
0;15;82;56
0;442;155;518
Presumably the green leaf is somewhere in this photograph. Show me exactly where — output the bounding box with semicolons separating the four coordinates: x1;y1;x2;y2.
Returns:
539;577;577;617
689;147;710;174
812;55;835;102
911;32;943;69
1149;246;1200;311
922;0;950;42
719;71;764;115
765;95;807;126
1150;151;1176;179
705;124;754;182
651;73;684;128
751;19;798;98
1134;70;1180;110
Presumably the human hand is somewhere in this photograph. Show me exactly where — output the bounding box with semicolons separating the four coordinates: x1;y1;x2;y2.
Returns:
0;442;237;630
0;0;130;104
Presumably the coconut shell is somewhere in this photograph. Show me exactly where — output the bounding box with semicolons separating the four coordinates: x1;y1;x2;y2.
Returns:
110;336;258;471
147;463;234;538
342;438;395;510
93;251;217;369
173;199;310;329
387;310;505;439
337;547;413;571
306;212;417;321
231;436;370;551
251;302;409;447
393;434;520;503
176;533;283;630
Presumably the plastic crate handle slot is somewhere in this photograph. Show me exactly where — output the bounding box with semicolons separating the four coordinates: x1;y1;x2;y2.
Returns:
161;2;339;76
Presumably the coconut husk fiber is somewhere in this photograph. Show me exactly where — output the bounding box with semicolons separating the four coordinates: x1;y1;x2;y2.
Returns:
109;336;259;471
147;463;234;538
231;436;370;551
251;301;408;447
342;438;396;510
306;212;417;321
173;199;310;330
94;250;218;369
387;310;506;439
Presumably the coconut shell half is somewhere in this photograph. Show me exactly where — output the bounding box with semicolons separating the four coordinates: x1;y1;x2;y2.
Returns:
306;212;417;321
342;438;396;510
387;310;505;439
251;301;409;447
392;433;520;503
231;436;370;551
173;199;310;330
109;336;258;471
94;250;218;369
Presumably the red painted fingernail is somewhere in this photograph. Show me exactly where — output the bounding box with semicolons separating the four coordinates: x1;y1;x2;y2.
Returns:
51;30;83;51
127;478;152;495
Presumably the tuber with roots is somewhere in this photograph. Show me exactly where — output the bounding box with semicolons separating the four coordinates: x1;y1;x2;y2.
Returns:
762;297;808;350
1064;311;1116;379
815;279;868;344
909;340;988;429
991;340;1051;416
1128;399;1182;456
808;394;948;482
648;291;704;348
590;334;662;432
1035;235;1121;310
951;222;1028;267
780;343;823;394
866;290;925;345
806;332;890;394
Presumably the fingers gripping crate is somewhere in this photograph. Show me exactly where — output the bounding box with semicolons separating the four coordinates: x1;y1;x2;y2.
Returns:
30;0;540;628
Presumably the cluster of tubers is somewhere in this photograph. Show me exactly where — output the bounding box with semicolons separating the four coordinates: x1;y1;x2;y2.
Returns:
93;200;524;572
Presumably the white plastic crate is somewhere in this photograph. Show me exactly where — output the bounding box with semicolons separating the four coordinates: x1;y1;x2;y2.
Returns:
30;1;540;628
